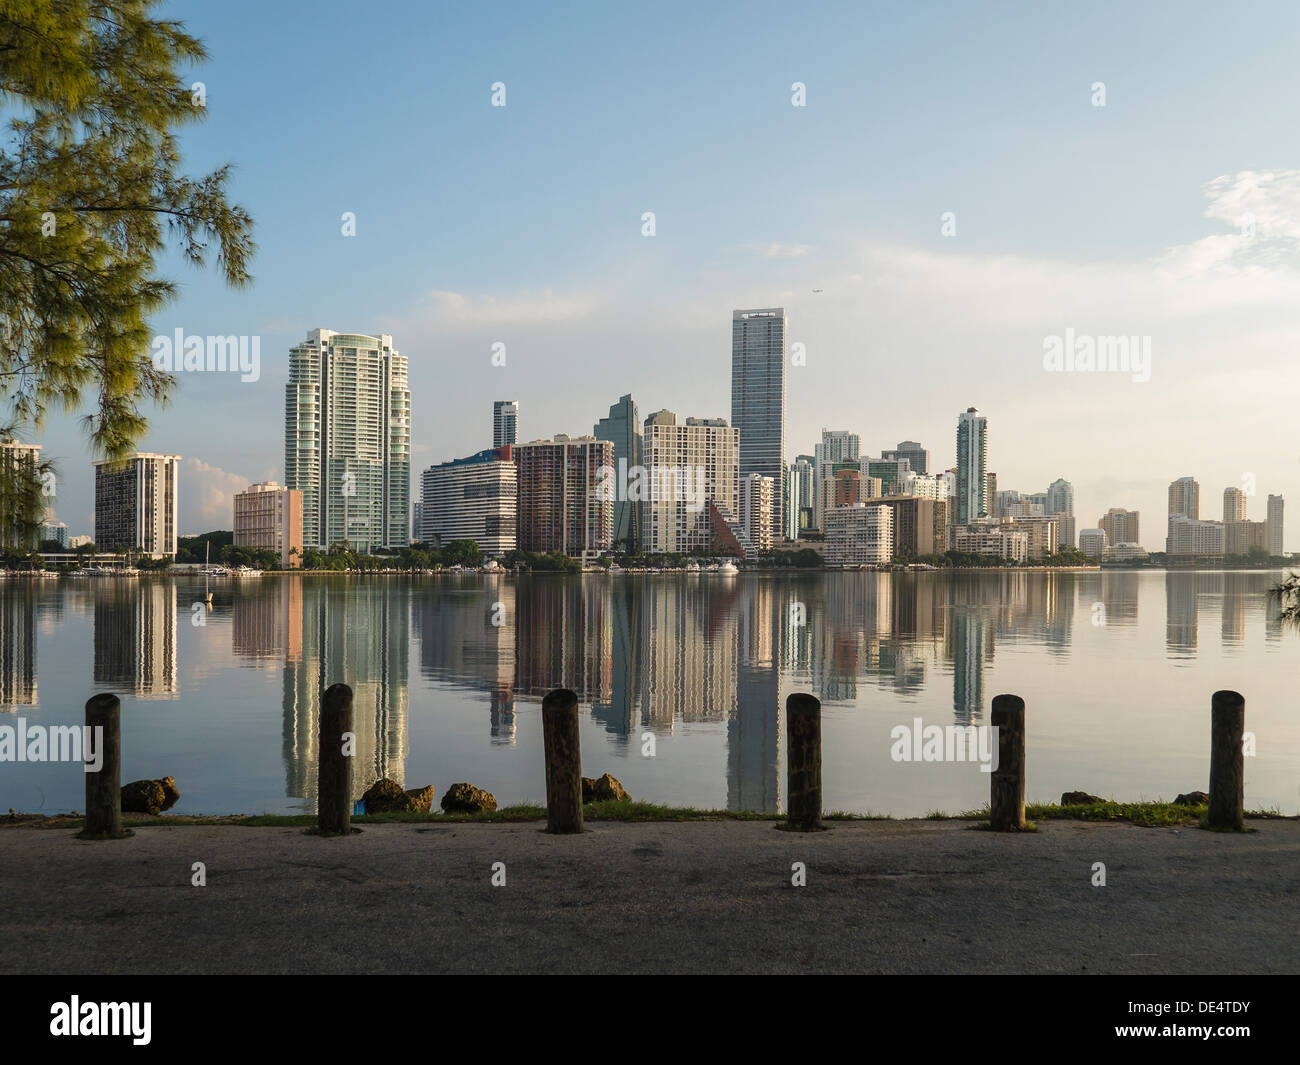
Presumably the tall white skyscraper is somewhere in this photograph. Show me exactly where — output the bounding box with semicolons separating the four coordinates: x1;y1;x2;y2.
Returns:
731;308;786;541
955;407;988;525
284;329;410;552
493;400;519;448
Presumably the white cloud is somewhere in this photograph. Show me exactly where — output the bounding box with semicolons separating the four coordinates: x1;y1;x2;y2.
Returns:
184;457;249;529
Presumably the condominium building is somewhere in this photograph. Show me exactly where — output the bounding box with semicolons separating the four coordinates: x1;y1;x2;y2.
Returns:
1225;520;1268;557
900;471;947;501
739;473;775;552
1166;476;1199;552
813;429;861;528
823;503;893;565
593;393;641;549
0;440;42;550
1266;494;1284;556
1098;508;1140;547
1078;528;1108;559
864;457;910;496
985;472;998;519
872;495;947;558
822;462;881;513
493;400;519;449
639;411;739;555
38;517;68;549
234;482;304;566
1103;541;1148;562
1223;486;1248;524
1167;515;1224;556
883;440;929;475
419;446;517;557
786;456;815;539
1047;478;1075;549
1001;515;1059;560
953;526;1027;563
514;435;614;557
731;308;786;541
284;329;410;552
955;408;987;524
93;453;181;558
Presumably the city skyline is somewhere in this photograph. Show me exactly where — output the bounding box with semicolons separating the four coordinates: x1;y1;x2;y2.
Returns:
8;1;1300;553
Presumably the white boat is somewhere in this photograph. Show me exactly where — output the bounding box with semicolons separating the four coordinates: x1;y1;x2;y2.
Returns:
717;561;739;574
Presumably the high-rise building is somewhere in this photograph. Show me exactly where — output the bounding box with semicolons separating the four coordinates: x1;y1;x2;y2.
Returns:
493;400;519;449
739;474;775;552
420;446;517;556
872;495;947;558
1225;520;1268;556
93;453;181;558
1166;477;1200;553
514;435;614;557
956;408;987;525
786;456;815;539
1079;528;1108;559
1223;486;1248;524
1266;494;1284;556
593;394;641;549
823;503;893;565
1047;478;1075;548
234;482;304;567
1099;508;1140;548
813;429;860;528
284;329;410;552
864;457;911;496
1167;516;1224;556
640;411;740;555
883;441;929;476
731;308;786;541
0;440;42;550
900;471;948;501
38;516;68;548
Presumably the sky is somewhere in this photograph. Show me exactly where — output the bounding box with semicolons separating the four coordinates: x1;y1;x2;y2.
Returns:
25;0;1300;550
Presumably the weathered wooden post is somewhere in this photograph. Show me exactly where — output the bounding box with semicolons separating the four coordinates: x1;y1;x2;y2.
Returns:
989;694;1026;831
80;693;130;840
318;683;354;835
542;688;582;834
786;693;823;830
1209;689;1245;831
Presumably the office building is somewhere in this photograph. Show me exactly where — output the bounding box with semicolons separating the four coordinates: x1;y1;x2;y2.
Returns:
93;452;181;558
494;400;519;449
883;440;929;475
234;482;304;566
420;446;517;557
284;329;410;552
593;394;642;549
731;308;786;542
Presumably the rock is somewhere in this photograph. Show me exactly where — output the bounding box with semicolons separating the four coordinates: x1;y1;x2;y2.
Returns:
121;779;170;815
582;772;631;804
361;777;434;814
159;776;180;808
1174;791;1210;807
440;782;497;814
1060;791;1103;806
404;785;435;814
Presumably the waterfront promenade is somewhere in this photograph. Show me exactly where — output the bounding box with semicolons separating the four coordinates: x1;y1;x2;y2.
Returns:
4;818;1296;974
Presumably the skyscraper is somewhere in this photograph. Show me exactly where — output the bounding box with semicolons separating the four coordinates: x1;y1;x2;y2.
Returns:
1223;486;1247;523
285;329;410;552
813;429;860;528
1047;478;1075;549
1166;476;1200;553
420;447;517;556
593;393;641;549
731;308;786;541
640;411;740;555
93;453;181;559
493;400;519;448
955;408;987;525
1266;494;1284;556
1099;507;1141;547
514;435;614;557
883;441;930;476
0;440;42;550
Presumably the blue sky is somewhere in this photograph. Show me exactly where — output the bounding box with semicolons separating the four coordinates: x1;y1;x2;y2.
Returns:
30;0;1300;548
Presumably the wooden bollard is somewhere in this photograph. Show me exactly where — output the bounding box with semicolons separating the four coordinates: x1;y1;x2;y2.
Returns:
542;688;582;834
1209;690;1245;831
989;694;1026;831
786;694;823;830
80;693;130;839
318;683;354;836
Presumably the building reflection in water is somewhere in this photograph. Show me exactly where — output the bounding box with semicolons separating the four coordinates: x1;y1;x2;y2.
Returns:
0;580;37;710
92;579;177;697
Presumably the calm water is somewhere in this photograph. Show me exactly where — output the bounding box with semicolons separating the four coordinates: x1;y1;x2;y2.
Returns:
1;570;1296;817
